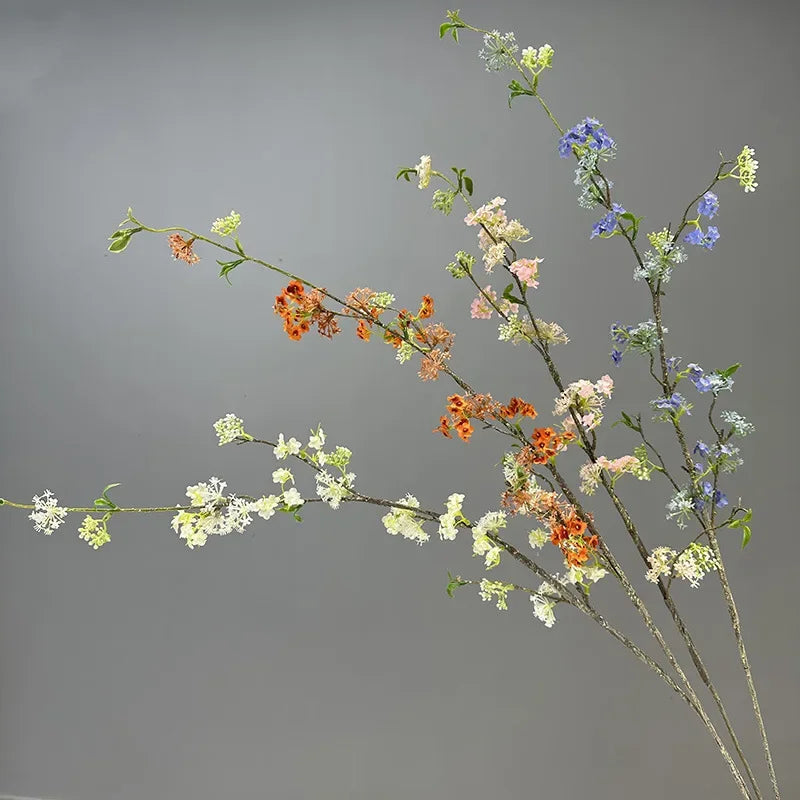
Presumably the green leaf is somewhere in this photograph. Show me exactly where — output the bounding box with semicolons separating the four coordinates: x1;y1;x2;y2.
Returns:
108;233;132;252
719;363;741;379
501;283;524;305
446;571;468;598
293;513;303;522
0;498;5;505
612;411;641;432
217;259;244;285
507;79;534;108
439;22;451;38
395;167;415;181
463;175;473;196
109;230;128;239
741;526;751;549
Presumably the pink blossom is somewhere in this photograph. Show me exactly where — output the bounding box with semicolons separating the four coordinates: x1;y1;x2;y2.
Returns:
595;374;614;397
509;258;542;288
471;286;498;319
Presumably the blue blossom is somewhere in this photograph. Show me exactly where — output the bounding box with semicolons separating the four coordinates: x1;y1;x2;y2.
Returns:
610;321;631;345
559;117;616;159
701;481;714;497
611;348;623;366
591;211;618;239
686;363;714;393
714;490;729;508
652;392;690;414
685;225;720;250
694;462;704;473
684;228;704;246
666;356;682;374
694;440;711;458
697;192;719;219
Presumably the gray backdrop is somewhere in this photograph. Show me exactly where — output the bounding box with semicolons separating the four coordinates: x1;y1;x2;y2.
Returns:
1;0;798;798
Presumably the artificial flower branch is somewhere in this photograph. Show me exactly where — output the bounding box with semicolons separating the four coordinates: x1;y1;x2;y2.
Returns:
4;10;775;799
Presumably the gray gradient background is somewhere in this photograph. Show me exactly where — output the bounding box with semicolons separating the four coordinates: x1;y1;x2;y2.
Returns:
0;0;798;798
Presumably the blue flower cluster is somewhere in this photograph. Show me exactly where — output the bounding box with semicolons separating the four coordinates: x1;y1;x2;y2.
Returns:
609;319;662;366
683;363;734;395
694;481;729;511
652;392;691;414
558;117;616;159
591;203;626;239
684;192;720;250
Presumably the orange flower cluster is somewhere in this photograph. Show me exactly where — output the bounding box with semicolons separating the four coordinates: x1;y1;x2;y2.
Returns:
168;233;200;265
435;393;502;442
498;396;538;420
274;280;340;341
343;287;388;342
414;322;454;381
549;512;600;567
530;427;575;464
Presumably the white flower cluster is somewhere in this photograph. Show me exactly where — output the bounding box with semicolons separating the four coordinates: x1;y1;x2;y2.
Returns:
646;543;718;587
438;493;466;540
479;30;518;72
479;579;515;611
635;228;687;283
472;510;506;569
381;495;428;544
720;410;754;437
29;490;68;535
666;488;694;529
171;476;295;549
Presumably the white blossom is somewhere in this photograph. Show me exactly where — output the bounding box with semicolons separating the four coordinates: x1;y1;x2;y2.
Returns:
29;489;68;535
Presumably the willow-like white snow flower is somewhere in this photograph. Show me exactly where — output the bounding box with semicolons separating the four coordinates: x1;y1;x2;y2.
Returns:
315;470;355;509
308;425;326;450
272;468;294;485
381;495;428;544
472;510;506;568
479;579;514;610
438;492;466;541
274;434;302;460
282;488;304;509
250;495;281;521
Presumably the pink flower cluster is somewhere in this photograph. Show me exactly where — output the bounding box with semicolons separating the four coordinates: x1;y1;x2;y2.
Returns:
509;257;541;288
464;197;530;272
470;286;519;320
554;375;614;432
